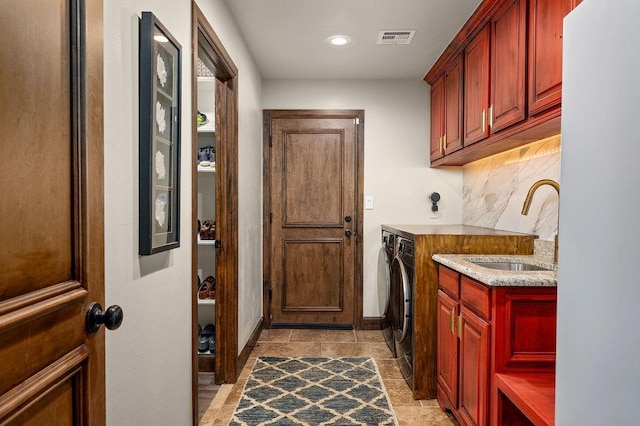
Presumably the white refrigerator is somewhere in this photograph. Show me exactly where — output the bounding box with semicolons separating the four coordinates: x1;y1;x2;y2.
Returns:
558;0;640;423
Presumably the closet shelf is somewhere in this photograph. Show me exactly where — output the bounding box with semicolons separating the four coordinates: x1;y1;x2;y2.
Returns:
197;163;216;173
197;236;217;246
197;111;215;133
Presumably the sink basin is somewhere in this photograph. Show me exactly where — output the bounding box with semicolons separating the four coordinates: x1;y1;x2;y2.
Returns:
471;261;553;272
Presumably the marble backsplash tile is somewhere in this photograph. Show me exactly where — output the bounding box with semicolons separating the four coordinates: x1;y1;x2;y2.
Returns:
463;135;561;241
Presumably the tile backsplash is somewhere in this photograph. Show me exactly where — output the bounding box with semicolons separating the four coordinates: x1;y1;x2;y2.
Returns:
463;135;561;241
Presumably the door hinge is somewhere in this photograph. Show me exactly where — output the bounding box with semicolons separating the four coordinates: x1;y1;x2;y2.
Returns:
269;121;273;147
268;284;273;301
354;117;360;125
270;212;273;224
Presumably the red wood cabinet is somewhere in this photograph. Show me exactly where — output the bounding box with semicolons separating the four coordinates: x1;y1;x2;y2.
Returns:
436;265;557;426
490;0;527;132
438;269;492;426
463;25;490;146
528;0;582;115
425;0;578;167
431;54;464;162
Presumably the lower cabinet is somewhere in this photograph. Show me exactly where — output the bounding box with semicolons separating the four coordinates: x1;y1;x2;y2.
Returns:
436;265;557;426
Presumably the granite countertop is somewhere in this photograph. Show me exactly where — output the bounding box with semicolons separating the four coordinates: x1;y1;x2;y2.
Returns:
432;254;557;287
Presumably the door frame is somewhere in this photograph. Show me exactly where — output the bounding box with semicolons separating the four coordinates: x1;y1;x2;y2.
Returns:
262;109;365;329
191;3;239;423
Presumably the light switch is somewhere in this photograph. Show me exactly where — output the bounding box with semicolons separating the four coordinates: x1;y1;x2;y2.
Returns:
365;195;374;210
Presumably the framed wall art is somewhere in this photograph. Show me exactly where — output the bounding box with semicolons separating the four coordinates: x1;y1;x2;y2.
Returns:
139;12;181;255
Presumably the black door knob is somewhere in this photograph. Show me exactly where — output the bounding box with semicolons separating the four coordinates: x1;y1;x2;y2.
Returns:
345;229;352;237
345;215;352;223
86;302;124;334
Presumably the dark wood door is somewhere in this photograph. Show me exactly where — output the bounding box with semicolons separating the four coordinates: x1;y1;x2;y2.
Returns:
437;291;459;410
458;306;490;426
464;25;490;146
267;112;359;326
430;76;445;161
528;0;574;115
0;0;105;424
444;54;464;155
490;0;527;133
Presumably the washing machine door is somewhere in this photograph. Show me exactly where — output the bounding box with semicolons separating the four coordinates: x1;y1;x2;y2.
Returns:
391;255;411;345
377;244;391;315
391;253;414;388
378;244;395;357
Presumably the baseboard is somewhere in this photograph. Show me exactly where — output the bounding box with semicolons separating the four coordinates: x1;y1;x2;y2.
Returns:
359;317;382;330
237;317;263;376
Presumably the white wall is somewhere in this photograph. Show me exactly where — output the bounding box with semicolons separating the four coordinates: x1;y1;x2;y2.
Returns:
104;1;192;424
195;0;264;357
557;0;640;423
104;0;263;424
262;80;463;317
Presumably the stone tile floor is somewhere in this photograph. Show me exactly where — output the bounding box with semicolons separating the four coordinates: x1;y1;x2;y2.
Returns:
198;329;457;425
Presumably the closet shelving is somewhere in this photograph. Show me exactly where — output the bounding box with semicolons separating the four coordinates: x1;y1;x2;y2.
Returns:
196;76;217;365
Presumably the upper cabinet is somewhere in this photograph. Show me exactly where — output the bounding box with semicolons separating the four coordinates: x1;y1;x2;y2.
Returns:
490;0;527;132
463;26;490;146
426;0;581;167
431;54;464;160
528;0;574;115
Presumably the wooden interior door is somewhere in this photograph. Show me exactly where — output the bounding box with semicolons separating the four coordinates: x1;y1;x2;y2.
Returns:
0;0;106;424
191;6;239;423
266;111;361;327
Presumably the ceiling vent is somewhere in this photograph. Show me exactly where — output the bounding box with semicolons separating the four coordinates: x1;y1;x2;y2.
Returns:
377;30;416;45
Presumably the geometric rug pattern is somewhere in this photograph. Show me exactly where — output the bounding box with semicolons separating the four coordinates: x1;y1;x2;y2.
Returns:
230;357;398;425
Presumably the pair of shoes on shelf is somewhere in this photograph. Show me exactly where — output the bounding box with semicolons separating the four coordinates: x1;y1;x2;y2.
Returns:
198;276;216;299
198;323;215;353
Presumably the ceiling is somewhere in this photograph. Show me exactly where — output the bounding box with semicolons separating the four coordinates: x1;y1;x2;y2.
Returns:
222;0;482;80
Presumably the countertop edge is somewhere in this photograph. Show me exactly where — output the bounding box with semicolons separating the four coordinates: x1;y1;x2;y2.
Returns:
432;254;557;287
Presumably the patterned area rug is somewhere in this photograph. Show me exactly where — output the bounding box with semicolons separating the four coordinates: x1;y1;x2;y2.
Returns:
230;356;398;425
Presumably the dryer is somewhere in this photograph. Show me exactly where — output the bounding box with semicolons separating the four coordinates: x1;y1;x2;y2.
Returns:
377;230;396;357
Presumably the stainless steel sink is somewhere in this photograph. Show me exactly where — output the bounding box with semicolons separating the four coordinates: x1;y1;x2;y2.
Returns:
471;261;553;272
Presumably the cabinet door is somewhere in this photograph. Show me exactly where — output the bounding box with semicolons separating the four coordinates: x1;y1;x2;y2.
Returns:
437;290;459;410
458;306;490;426
490;0;527;133
430;76;445;161
444;54;464;155
464;25;490;146
528;0;573;115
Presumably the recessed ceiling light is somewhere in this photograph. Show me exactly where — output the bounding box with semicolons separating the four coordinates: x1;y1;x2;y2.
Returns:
326;35;352;47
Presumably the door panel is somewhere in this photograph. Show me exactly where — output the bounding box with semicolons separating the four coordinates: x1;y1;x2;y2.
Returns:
528;0;574;115
458;306;490;426
0;0;105;423
490;0;526;132
283;240;343;311
283;132;343;225
269;114;357;325
437;291;458;409
464;25;490;146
